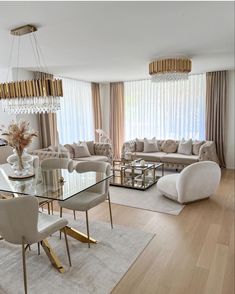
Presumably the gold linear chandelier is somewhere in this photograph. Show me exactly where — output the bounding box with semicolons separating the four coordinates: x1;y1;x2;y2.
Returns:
0;24;63;114
149;57;192;82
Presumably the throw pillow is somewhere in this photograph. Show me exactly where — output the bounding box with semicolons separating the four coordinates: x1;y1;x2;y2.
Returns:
48;144;67;152
73;142;91;158
79;140;95;155
47;145;54;151
55;145;68;153
136;138;144;152
192;140;205;155
161;140;178;153
178;139;193;155
143;137;159;153
64;144;75;159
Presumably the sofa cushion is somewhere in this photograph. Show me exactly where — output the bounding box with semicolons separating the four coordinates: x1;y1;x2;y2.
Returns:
161;153;198;165
136;138;144;152
192;140;205;155
143;138;159;152
157;174;179;201
132;152;167;162
177;139;192;155
74;155;108;162
79;140;95;155
161;140;178;153
73;142;91;158
48;144;68;153
64;144;75;159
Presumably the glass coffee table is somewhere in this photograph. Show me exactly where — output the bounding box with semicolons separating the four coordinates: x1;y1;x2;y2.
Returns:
111;159;164;190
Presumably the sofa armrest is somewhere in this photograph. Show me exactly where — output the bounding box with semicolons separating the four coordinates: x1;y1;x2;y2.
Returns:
30;149;69;162
121;140;136;160
94;143;113;162
198;141;219;164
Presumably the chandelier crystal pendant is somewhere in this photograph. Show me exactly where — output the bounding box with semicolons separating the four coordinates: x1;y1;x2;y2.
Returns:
149;57;192;82
0;24;63;114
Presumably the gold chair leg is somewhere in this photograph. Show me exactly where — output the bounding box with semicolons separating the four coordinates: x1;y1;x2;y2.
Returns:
73;210;76;220
107;192;113;229
63;228;72;266
37;242;40;255
59;207;63;239
85;211;90;248
47;202;51;215
24;244;31;252
51;201;54;215
21;237;28;294
41;239;65;273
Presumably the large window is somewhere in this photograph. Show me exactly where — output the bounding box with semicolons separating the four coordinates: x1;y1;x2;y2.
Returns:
124;74;206;140
57;77;94;144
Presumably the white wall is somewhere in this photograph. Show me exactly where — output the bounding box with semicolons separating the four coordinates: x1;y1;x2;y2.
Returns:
99;83;110;135
225;70;235;169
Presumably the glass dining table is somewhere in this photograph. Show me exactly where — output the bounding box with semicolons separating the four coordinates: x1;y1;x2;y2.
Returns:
0;163;112;272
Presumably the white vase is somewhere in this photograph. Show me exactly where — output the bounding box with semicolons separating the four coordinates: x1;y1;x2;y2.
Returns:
7;148;33;176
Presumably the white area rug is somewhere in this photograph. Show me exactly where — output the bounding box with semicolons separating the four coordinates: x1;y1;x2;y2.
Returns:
110;184;184;215
0;214;154;294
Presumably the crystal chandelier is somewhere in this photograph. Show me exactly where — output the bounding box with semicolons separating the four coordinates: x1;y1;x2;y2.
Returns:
0;24;63;114
149;57;192;82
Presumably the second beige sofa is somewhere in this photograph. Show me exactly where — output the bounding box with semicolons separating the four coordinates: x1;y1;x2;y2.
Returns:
121;139;219;169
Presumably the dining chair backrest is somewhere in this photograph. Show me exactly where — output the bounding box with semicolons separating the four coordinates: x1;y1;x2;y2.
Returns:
75;161;111;195
0;196;39;245
41;158;73;172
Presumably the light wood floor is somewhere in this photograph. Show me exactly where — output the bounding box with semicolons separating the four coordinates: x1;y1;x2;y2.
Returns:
61;169;235;294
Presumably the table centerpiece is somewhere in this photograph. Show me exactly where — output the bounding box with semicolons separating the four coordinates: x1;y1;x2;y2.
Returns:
0;120;37;177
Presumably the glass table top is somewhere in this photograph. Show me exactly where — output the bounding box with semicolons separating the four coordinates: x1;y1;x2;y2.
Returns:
0;164;112;201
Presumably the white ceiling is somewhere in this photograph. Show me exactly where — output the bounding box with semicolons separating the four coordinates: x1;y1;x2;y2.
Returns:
0;1;234;82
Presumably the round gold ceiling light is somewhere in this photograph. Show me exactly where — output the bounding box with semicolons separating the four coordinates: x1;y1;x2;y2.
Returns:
149;57;192;82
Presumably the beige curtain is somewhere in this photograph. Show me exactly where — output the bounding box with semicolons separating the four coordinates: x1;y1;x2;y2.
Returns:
34;71;59;148
91;83;102;141
38;113;59;148
110;82;124;159
206;71;227;167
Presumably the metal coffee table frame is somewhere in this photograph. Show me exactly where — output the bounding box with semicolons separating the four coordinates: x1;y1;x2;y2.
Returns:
111;160;164;191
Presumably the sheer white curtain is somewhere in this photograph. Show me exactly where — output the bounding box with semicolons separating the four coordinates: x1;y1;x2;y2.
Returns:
57;77;94;144
124;74;206;141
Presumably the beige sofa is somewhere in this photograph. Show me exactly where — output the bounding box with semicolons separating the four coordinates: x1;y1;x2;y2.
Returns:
121;139;219;169
31;142;113;164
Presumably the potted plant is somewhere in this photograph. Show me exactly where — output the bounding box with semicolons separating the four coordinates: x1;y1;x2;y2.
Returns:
0;120;37;176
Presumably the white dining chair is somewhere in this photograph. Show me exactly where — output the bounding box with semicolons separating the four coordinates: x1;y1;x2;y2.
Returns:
40;158;74;214
59;161;113;248
0;195;71;294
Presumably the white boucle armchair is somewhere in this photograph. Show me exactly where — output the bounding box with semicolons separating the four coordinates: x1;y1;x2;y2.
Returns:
157;161;221;204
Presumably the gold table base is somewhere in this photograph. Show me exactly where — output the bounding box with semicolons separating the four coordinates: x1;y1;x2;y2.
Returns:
40;226;97;273
41;239;65;273
65;226;97;244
